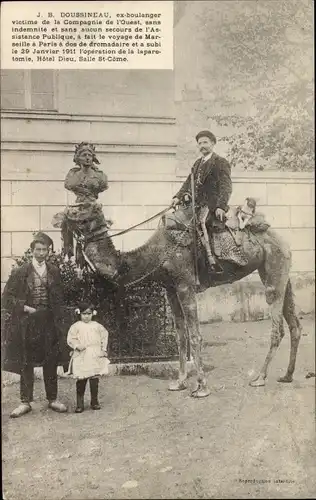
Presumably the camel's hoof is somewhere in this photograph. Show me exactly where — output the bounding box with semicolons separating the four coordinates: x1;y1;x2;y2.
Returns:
249;377;266;387
168;380;187;391
277;375;293;383
191;388;211;398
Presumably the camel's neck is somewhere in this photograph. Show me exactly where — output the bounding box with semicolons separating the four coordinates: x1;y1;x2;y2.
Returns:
118;231;165;285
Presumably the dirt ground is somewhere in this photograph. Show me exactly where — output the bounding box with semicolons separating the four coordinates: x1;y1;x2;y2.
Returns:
2;315;315;500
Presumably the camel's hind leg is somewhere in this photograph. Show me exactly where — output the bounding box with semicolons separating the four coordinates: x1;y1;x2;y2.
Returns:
278;279;302;383
250;244;291;387
250;295;286;387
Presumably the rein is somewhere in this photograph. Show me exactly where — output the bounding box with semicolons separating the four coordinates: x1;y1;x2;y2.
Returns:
123;217;194;289
71;207;195;289
108;205;172;239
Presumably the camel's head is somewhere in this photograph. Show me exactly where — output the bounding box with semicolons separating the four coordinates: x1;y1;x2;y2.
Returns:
84;236;119;281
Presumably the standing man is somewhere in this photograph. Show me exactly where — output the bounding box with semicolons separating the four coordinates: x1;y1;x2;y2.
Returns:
172;130;232;270
2;232;68;418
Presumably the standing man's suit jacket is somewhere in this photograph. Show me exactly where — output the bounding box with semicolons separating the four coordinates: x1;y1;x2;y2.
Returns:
1;262;69;374
174;153;232;213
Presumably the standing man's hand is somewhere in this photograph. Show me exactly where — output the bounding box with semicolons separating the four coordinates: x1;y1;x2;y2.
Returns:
24;305;37;314
215;208;226;222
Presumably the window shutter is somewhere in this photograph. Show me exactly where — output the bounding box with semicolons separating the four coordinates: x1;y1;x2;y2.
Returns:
1;70;26;109
1;70;57;111
30;70;56;110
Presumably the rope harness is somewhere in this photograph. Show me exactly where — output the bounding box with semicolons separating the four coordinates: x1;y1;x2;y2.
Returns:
70;205;195;289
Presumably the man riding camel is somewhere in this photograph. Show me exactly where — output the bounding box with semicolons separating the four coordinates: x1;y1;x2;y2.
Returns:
171;130;232;271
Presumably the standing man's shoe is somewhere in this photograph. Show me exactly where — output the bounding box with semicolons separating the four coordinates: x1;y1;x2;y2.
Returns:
90;403;101;410
48;400;67;413
10;403;32;418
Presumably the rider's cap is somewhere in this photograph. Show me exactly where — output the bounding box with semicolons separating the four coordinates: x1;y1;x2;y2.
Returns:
31;232;54;250
196;130;216;144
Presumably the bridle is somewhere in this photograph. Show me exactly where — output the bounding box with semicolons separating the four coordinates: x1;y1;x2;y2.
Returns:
71;206;195;289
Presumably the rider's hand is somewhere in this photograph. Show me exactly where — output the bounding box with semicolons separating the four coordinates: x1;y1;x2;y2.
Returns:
24;305;37;314
171;197;180;208
215;208;226;222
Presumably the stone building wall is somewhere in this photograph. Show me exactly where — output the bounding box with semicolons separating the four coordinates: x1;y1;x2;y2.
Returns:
1;68;314;320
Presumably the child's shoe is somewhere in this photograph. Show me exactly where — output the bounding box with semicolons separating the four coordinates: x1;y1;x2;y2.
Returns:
75;394;84;413
89;378;100;410
75;379;87;413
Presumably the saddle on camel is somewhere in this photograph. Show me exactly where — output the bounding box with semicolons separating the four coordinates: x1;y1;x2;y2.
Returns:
163;196;271;290
52;139;301;399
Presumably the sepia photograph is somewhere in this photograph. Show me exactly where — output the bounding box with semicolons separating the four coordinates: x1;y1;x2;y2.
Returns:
1;1;315;499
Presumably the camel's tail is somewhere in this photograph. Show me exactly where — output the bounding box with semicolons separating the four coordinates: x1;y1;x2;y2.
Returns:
283;279;302;332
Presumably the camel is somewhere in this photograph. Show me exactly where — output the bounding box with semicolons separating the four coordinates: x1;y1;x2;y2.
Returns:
66;205;302;398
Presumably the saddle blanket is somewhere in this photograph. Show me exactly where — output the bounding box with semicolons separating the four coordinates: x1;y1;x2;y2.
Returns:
163;204;270;268
212;231;248;266
169;228;248;267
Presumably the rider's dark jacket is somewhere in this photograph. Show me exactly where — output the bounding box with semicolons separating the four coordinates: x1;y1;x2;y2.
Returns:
174;153;232;215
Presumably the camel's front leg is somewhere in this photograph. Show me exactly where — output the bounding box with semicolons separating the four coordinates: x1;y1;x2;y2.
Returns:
166;288;188;391
176;284;211;398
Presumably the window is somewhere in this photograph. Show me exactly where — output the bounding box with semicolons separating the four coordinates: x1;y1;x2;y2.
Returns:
1;69;57;111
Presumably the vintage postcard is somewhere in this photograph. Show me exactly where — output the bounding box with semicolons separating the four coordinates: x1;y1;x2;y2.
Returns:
1;1;315;499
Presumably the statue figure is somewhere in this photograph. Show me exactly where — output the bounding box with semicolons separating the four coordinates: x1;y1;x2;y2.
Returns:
53;142;111;262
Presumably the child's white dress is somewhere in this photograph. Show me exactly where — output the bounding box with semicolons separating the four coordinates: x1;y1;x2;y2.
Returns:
67;321;110;379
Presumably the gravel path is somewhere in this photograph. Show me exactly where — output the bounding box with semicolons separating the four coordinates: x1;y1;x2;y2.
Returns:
2;315;315;499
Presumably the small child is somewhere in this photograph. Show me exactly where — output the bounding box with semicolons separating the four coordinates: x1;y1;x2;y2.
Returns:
67;302;110;413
